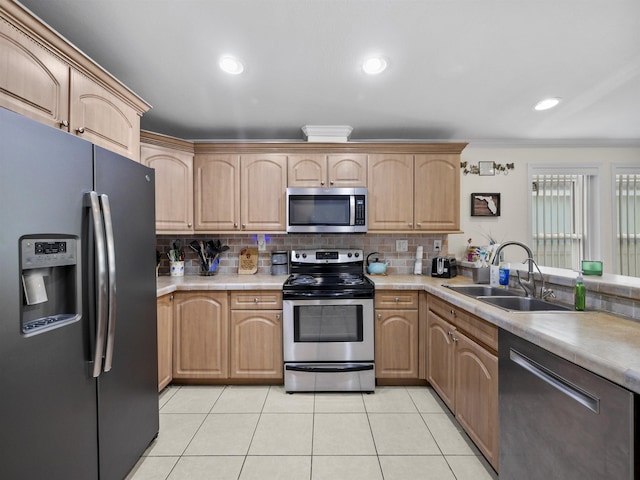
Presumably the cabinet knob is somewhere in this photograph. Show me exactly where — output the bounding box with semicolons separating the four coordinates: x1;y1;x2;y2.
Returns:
234;223;238;228
242;224;246;229
276;313;280;320
76;127;85;134
254;297;259;303
187;223;192;228
394;297;399;303
447;330;453;336
60;120;69;128
377;313;382;319
329;181;334;185
450;309;456;316
452;337;459;343
169;295;173;301
416;223;421;228
408;223;413;227
321;181;325;186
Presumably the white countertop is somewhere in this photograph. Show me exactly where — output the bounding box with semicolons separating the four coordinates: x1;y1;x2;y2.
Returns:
157;273;640;395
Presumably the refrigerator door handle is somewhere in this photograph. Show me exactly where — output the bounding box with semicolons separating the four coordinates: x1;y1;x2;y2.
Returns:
87;191;108;378
100;194;117;373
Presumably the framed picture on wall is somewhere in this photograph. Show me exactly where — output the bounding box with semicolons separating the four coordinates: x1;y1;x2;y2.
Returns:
471;193;501;216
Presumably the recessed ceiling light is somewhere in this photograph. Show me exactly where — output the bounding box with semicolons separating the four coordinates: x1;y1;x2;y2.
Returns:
534;97;561;111
219;56;244;75
362;57;387;75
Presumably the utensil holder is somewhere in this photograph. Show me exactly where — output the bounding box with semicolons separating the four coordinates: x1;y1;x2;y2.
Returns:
169;261;184;277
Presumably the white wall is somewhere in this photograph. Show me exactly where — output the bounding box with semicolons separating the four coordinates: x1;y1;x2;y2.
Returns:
449;146;640;273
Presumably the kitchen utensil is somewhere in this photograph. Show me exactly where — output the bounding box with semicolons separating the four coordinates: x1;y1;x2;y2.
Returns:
188;240;208;271
366;252;388;275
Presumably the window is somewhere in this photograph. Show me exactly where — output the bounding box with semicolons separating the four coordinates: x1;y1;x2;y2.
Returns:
614;167;640;277
529;166;600;272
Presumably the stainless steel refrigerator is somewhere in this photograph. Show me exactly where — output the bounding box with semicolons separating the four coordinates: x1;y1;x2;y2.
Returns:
0;107;159;479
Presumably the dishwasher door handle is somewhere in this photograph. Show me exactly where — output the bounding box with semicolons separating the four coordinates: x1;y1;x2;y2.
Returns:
510;348;600;413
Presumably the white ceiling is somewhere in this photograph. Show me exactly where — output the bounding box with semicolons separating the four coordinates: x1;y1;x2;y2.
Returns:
16;0;640;145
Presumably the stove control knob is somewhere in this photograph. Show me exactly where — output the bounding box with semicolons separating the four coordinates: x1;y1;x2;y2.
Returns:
295;253;300;258
354;252;360;258
302;253;307;258
347;252;352;258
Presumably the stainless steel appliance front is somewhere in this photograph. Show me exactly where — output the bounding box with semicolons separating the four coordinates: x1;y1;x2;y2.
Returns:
283;297;375;393
283;298;374;362
286;187;367;234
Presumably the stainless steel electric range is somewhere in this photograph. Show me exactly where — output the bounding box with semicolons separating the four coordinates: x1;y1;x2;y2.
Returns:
282;249;375;393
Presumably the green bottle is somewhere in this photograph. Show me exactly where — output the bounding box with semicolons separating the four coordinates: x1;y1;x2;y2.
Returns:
574;275;586;311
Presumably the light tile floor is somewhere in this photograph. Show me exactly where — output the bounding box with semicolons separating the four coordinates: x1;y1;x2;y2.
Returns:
126;385;498;480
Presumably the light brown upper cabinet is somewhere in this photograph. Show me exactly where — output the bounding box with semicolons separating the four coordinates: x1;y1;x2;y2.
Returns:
194;153;287;233
414;154;460;231
69;70;141;160
368;152;461;232
288;154;367;187
194;154;240;231
0;6;149;160
141;142;194;234
368;154;415;231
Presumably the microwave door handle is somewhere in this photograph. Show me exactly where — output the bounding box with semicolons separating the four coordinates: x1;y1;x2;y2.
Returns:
87;192;107;378
100;194;117;373
350;195;355;226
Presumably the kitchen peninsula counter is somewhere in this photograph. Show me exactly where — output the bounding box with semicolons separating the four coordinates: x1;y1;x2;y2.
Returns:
157;273;640;395
371;274;640;396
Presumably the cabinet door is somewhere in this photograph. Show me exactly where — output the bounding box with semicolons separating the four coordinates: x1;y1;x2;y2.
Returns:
70;70;140;160
241;154;287;231
427;311;456;410
375;309;419;378
327;154;367;187
157;294;173;391
287;154;326;187
173;292;229;379
194;154;240;231
230;310;283;379
414;154;460;231
454;331;499;470
141;144;194;233
367;154;414;230
0;19;70;129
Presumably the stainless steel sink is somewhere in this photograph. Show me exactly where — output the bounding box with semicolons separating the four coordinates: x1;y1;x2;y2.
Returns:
444;285;522;297
443;284;575;312
478;296;573;312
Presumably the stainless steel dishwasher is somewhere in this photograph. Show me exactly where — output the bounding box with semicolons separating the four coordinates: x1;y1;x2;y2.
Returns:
499;329;638;480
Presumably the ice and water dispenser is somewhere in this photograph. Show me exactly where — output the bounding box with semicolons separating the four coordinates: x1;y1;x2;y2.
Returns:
20;236;81;336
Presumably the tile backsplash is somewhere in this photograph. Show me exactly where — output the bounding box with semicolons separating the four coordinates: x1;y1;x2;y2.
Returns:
157;233;450;276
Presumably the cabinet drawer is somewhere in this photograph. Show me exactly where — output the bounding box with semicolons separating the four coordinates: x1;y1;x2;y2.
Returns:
375;290;419;309
428;294;497;352
230;291;283;309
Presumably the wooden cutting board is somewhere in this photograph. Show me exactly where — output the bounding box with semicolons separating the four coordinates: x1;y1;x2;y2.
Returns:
238;247;258;274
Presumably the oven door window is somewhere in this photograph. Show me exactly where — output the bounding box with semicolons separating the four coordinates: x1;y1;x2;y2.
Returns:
293;305;363;342
288;195;351;226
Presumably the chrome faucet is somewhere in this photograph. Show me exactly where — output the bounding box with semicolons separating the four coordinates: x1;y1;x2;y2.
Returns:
491;241;547;298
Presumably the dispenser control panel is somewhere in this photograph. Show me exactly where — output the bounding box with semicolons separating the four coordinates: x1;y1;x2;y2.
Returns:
21;237;77;269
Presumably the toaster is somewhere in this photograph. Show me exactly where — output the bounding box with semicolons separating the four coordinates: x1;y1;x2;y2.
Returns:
431;256;458;278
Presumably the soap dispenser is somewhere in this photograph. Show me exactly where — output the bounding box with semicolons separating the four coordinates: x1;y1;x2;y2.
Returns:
574;275;586;311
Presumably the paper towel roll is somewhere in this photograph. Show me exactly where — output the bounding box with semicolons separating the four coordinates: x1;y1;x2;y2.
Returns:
22;269;49;305
416;246;424;258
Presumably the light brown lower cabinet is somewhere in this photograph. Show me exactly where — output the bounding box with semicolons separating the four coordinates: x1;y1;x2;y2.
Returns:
173;291;229;379
169;290;282;382
375;290;424;382
230;310;283;379
157;294;173;391
427;294;499;471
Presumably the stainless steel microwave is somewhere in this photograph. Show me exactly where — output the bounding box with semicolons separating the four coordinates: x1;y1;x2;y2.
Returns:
286;187;367;233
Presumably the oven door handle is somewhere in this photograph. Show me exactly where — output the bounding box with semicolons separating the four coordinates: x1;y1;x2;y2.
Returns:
286;364;374;373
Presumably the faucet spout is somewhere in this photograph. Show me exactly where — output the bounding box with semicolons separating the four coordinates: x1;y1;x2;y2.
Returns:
491;241;537;296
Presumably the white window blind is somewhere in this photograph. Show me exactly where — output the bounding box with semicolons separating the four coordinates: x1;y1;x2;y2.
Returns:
531;174;587;271
615;173;640;277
